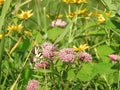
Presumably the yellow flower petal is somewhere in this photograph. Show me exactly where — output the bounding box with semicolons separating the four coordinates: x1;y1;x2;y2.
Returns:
7;24;23;31
75;9;86;15
73;45;79;51
0;33;2;39
67;12;76;18
5;31;11;36
97;14;106;23
73;0;87;4
63;0;87;4
106;12;111;17
17;10;33;19
73;44;89;51
24;30;32;36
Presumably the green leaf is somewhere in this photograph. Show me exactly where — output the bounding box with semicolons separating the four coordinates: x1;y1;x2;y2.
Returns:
22;68;33;81
56;60;63;72
106;71;118;84
62;70;67;80
93;62;114;75
89;29;106;35
47;27;64;40
103;0;117;10
16;38;31;52
106;20;116;29
54;22;73;44
36;69;52;73
84;22;97;31
35;31;43;43
77;63;95;81
97;45;115;63
67;69;75;81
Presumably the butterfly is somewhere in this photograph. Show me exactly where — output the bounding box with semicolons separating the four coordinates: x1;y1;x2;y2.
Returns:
30;45;43;64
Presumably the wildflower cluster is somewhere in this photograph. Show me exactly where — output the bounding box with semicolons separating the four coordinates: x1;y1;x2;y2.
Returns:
41;42;57;58
59;48;75;63
34;61;50;69
26;80;39;90
0;9;33;40
30;42;92;70
78;52;92;62
1;0;120;90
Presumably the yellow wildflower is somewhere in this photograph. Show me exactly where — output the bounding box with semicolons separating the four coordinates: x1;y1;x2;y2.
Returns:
73;44;89;51
97;14;106;24
67;9;86;18
83;12;92;17
67;12;76;18
63;0;73;3
75;9;86;15
47;14;63;19
7;24;23;31
24;30;32;36
73;0;87;4
106;12;111;17
17;10;33;19
55;14;63;19
63;0;87;4
5;31;11;36
32;41;38;46
0;32;10;39
0;0;5;5
0;33;2;39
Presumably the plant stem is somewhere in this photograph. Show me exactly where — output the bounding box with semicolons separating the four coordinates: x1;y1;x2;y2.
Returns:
9;35;23;54
102;75;111;90
44;68;48;90
9;45;33;90
0;35;5;84
118;60;120;89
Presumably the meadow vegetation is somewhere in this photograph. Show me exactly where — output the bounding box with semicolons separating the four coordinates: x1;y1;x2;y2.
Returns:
0;0;120;90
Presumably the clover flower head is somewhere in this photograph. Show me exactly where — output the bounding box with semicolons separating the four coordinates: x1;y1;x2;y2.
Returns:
26;80;39;90
41;42;57;58
78;52;92;62
59;48;75;63
42;49;56;58
109;54;119;61
34;61;50;69
17;10;33;19
41;42;55;51
51;19;67;27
